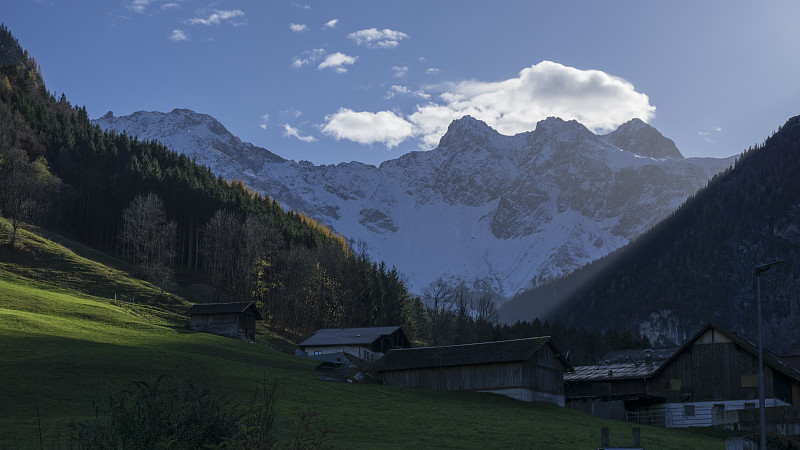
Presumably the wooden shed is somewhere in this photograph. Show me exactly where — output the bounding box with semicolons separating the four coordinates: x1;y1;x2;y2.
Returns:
566;323;800;427
187;302;263;342
373;337;573;406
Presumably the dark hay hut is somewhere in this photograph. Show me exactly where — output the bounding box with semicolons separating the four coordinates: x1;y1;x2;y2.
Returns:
187;302;263;342
373;336;573;406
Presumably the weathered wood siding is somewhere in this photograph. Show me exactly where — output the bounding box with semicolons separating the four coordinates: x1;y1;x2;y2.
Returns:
566;376;651;398
380;343;564;396
190;312;241;338
651;341;774;403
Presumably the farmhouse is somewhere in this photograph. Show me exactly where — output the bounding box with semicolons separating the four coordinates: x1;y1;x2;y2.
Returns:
565;323;800;428
187;302;263;342
298;326;411;365
373;337;574;406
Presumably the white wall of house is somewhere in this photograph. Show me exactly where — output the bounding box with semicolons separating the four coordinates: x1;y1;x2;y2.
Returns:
303;345;384;362
649;398;791;428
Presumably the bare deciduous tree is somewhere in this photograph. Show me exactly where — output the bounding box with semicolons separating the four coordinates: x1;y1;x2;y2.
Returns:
120;192;176;283
422;277;455;346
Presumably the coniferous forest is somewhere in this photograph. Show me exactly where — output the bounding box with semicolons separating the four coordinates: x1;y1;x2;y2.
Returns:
501;116;800;353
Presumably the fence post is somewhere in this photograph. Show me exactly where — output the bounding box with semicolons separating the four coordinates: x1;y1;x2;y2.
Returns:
632;427;640;447
601;427;609;447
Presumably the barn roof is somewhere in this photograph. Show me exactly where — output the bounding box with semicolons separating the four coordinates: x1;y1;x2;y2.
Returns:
655;323;800;382
373;337;573;373
783;355;800;372
186;302;263;320
567;323;800;383
566;347;678;382
566;361;661;381
299;326;404;348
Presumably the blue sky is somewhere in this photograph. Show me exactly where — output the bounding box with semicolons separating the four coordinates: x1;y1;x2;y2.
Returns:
5;1;800;166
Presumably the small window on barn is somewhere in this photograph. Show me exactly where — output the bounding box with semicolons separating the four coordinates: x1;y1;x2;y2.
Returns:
741;374;759;388
314;351;322;356
683;405;695;417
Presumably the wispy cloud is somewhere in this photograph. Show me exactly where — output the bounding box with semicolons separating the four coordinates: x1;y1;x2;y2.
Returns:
385;85;429;100
284;124;317;142
169;29;188;41
318;52;357;73
392;65;408;79
348;28;409;48
426;67;441;75
698;126;723;143
289;23;308;32
323;19;338;29
322;61;656;149
322;108;414;148
259;114;269;130
161;2;179;10
291;48;326;69
290;2;310;9
128;0;155;13
189;9;244;26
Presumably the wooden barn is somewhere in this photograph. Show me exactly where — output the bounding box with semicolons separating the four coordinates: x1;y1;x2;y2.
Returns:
187;302;263;342
298;326;411;365
566;323;800;428
373;337;574;406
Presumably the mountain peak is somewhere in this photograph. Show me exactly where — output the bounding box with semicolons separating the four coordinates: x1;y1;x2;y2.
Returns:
604;118;683;159
437;115;498;148
447;115;494;134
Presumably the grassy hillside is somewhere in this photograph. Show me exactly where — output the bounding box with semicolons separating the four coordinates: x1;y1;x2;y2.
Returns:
0;225;724;449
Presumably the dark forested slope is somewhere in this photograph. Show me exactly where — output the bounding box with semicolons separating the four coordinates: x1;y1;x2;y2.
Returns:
501;116;800;353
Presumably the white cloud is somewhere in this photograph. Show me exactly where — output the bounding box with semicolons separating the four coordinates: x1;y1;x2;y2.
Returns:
280;108;303;118
322;108;415;148
290;2;310;9
347;28;409;48
392;65;408;78
289;23;307;32
699;125;723;143
321;61;656;149
318;52;357;73
291;48;326;68
283;124;317;142
385;85;430;100
259;113;269;130
161;2;179;10
128;0;154;13
323;19;338;29
169;29;188;41
425;67;441;75
189;9;244;26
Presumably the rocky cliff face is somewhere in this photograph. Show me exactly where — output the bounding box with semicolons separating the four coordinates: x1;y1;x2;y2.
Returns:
94;110;735;299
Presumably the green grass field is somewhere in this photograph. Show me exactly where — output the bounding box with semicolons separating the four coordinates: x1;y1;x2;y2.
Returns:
0;223;725;449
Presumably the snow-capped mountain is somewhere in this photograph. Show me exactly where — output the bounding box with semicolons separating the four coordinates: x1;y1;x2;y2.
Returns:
94;109;735;298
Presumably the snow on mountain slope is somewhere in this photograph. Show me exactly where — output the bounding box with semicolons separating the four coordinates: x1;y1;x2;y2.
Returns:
94;110;736;298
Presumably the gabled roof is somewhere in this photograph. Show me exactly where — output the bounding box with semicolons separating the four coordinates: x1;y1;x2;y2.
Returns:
299;326;404;348
656;323;800;382
565;361;661;381
566;347;678;382
567;323;800;383
373;337;573;373
187;302;263;320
